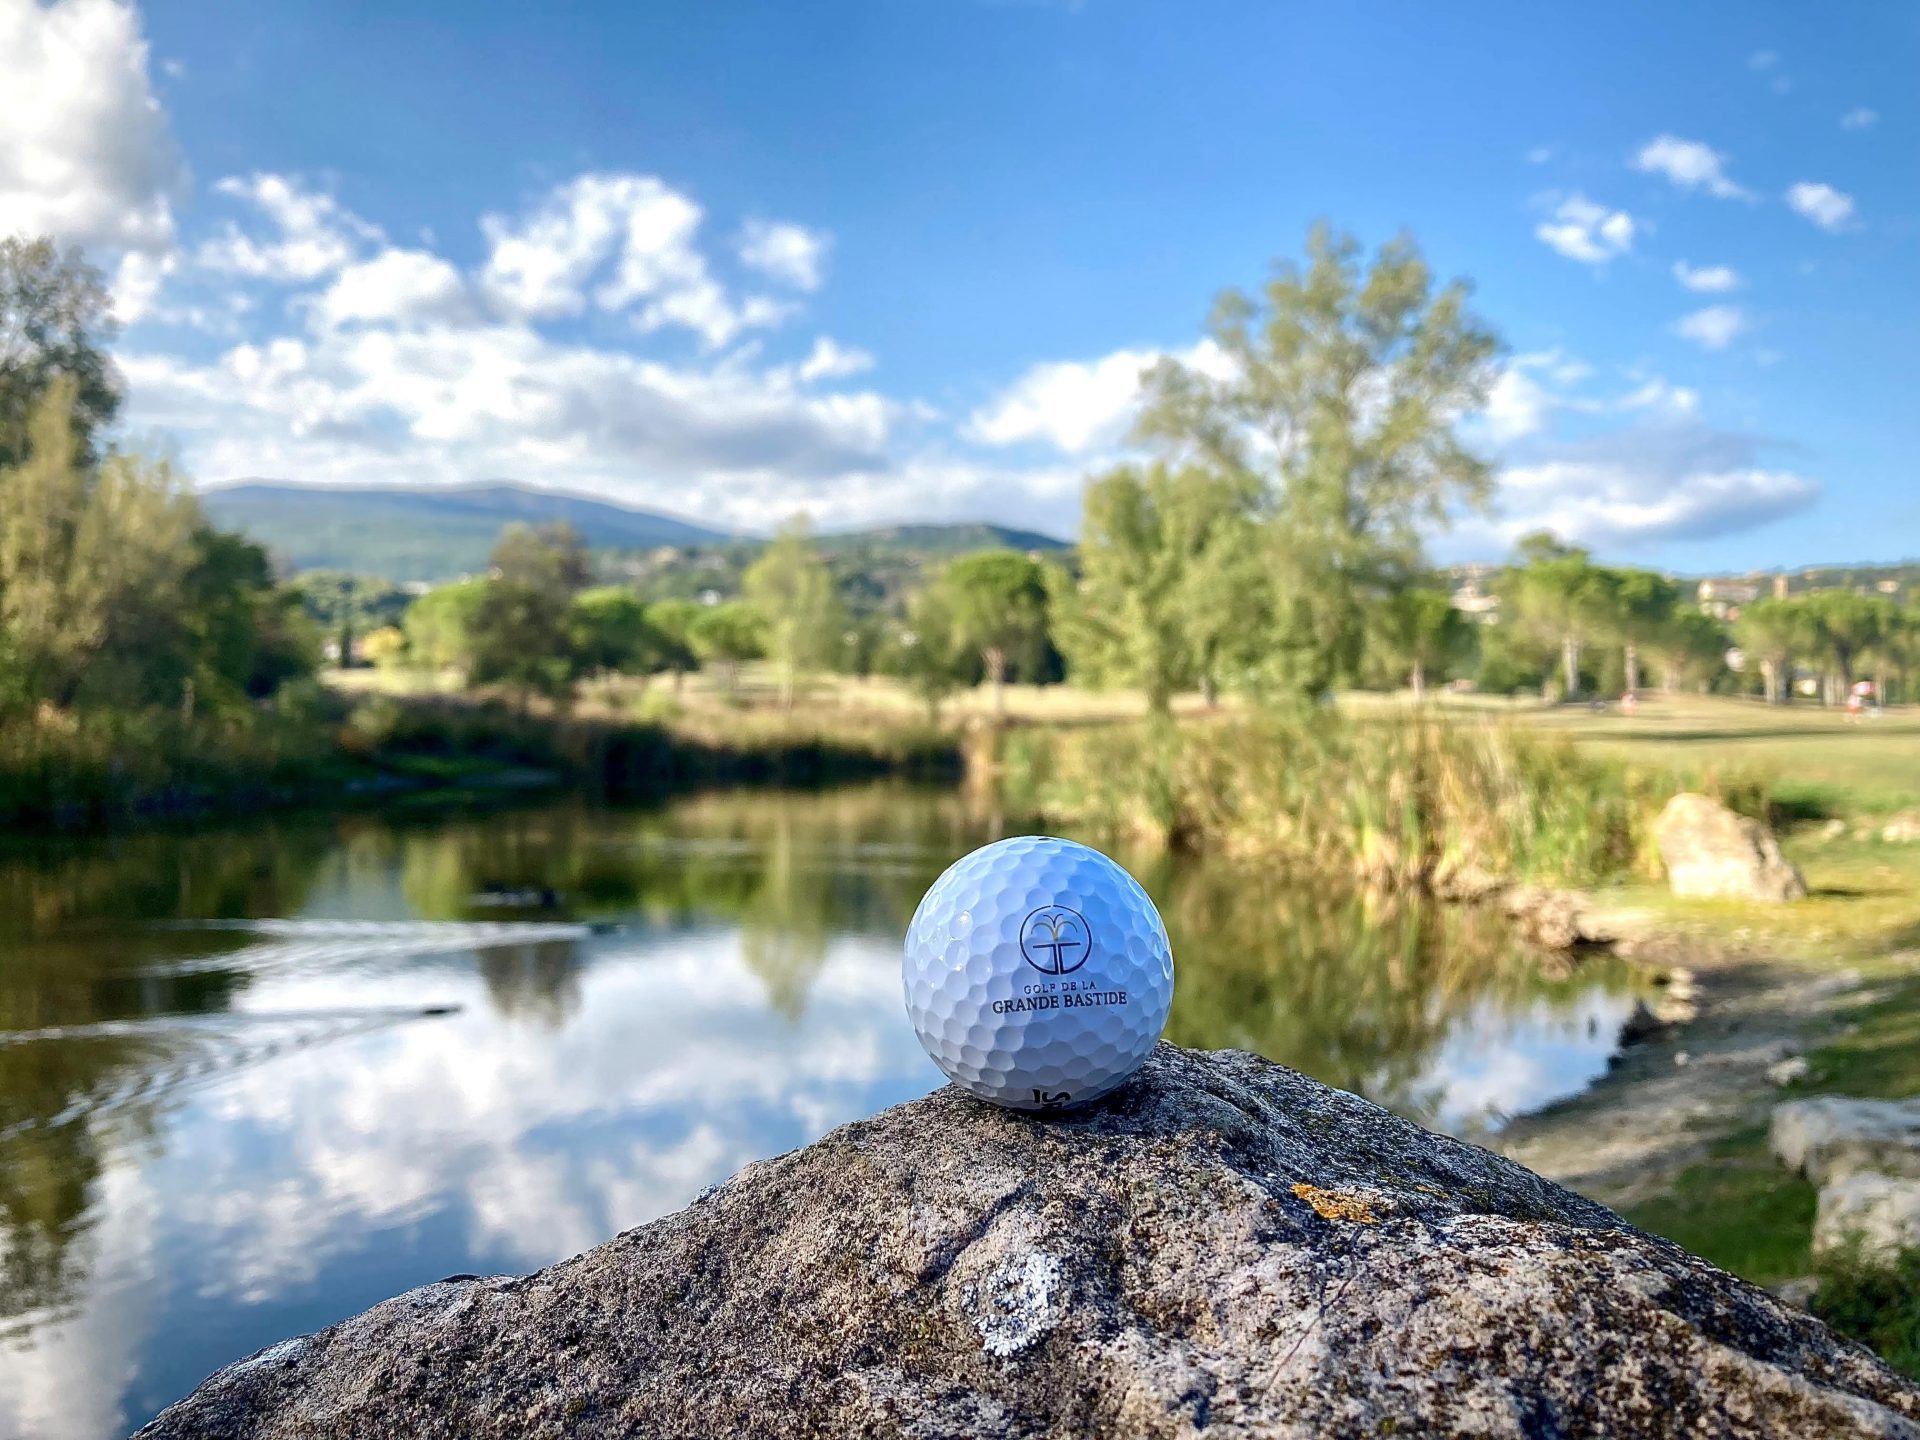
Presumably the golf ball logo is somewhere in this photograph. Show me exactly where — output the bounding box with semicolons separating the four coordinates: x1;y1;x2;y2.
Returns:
903;836;1174;1112
1020;905;1090;975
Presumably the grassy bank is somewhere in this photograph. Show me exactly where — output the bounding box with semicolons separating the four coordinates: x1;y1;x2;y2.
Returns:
0;688;963;830
997;708;1766;890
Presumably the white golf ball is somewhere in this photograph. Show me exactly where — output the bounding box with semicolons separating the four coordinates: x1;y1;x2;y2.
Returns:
903;835;1174;1111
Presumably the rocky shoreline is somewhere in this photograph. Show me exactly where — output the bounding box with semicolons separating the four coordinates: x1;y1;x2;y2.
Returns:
142;1045;1919;1439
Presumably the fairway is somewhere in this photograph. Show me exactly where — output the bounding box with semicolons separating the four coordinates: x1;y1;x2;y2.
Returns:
1514;694;1920;819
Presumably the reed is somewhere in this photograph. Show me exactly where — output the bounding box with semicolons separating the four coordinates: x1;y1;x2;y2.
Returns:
998;707;1770;889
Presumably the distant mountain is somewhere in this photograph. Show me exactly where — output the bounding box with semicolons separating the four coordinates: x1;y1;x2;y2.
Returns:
201;480;1071;583
202;481;735;582
818;523;1069;556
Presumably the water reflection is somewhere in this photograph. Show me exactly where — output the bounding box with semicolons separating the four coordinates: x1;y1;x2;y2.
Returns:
0;787;1640;1438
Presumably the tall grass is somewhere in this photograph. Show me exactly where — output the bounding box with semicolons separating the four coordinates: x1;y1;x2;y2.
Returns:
0;690;964;830
999;708;1770;889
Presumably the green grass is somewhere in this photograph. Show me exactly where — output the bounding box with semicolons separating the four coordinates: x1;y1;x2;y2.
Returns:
1516;694;1920;821
1810;1243;1920;1377
1621;1127;1817;1288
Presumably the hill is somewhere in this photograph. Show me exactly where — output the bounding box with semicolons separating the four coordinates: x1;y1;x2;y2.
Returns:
201;481;735;582
203;481;1069;584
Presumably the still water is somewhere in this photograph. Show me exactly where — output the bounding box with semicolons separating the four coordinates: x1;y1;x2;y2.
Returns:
0;784;1641;1439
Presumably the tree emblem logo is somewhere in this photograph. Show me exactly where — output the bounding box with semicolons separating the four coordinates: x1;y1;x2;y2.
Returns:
1020;906;1090;975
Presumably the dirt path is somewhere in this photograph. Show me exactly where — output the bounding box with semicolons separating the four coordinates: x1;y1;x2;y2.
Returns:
1497;935;1865;1212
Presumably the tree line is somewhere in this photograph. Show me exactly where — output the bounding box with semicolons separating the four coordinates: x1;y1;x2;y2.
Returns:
0;239;315;729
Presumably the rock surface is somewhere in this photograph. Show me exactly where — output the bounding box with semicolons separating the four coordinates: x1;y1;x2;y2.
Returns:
142;1045;1920;1440
1815;1174;1920;1262
1655;793;1808;902
1772;1097;1920;1184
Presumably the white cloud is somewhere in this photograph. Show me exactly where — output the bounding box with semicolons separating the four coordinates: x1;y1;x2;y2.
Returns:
1534;194;1636;264
111;248;176;323
314;248;473;327
1747;49;1778;70
198;174;380;282
1631;135;1752;200
1841;107;1879;132
794;337;873;383
1672;261;1741;293
478;173;793;349
1525;145;1554;165
963;340;1230;454
1785;181;1857;232
1484;365;1554;443
736;220;830;291
1674;305;1746;350
0;0;186;253
1617;376;1699;416
1459;416;1820;552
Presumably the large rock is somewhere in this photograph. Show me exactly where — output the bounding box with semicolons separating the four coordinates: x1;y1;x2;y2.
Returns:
1655;793;1808;902
1773;1097;1920;1184
1816;1174;1920;1262
141;1045;1920;1439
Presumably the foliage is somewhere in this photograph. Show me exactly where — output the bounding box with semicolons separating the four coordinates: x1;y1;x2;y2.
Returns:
1813;1243;1920;1379
294;571;414;635
1366;586;1468;698
467;523;590;701
403;578;490;672
741;517;843;707
885;582;972;721
688;601;767;692
0;382;311;717
1058;462;1261;711
940;549;1051;712
1134;223;1500;697
1000;708;1746;889
568;586;661;679
361;625;408;668
0;237;121;470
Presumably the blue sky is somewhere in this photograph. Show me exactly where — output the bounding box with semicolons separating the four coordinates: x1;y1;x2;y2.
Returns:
3;0;1912;570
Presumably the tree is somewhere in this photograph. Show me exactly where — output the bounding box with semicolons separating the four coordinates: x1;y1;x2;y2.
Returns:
1735;598;1801;705
1367;587;1467;700
0;381;197;709
361;625;408;668
569;587;661;685
1503;535;1615;701
741;517;843;709
1;238;122;470
404;578;489;673
1059;462;1261;714
1601;568;1681;696
888;584;971;722
1644;609;1728;694
1798;591;1883;705
689;601;767;693
1133;223;1499;697
940;550;1051;716
644;599;703;692
468;523;590;703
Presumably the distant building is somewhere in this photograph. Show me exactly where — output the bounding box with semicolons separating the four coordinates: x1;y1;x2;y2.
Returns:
1697;578;1760;620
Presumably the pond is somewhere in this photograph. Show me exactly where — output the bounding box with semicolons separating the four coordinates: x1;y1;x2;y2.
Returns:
0;784;1643;1439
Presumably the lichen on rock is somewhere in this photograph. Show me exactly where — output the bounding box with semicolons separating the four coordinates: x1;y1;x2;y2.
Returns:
141;1044;1920;1439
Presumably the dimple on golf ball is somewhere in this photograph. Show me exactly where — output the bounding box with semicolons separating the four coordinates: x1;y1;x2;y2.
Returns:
903;836;1174;1111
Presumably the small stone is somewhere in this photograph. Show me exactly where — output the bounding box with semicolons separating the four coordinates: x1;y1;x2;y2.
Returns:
1767;1057;1811;1087
1674;1051;1692;1067
1882;813;1920;844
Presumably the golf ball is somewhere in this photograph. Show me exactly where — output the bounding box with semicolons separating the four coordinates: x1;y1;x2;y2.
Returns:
903;836;1174;1111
